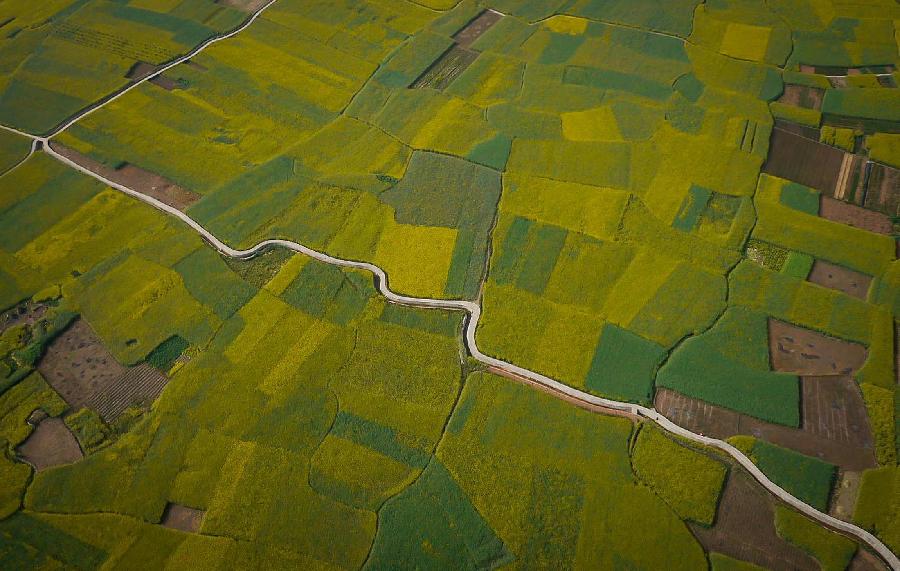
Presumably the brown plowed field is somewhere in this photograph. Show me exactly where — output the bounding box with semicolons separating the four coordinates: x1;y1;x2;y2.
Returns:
690;471;818;571
768;320;867;376
807;260;872;300
819;196;893;235
863;162;899;217
16;418;83;471
37;319;168;422
778;85;824;110
655;385;875;471
453;9;503;48
849;548;889;571
763;128;845;194
160;502;205;533
50;143;199;211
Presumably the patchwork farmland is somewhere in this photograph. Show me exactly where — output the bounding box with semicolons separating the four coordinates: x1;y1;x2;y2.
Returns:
0;0;899;569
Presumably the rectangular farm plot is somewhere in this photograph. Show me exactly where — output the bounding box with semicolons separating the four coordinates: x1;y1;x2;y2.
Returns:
778;84;825;110
768;319;867;376
507;139;631;188
819;196;893;235
763;128;846;195
655;379;875;471
500;173;629;241
584;324;667;404
410;9;504;90
374;222;457;298
807;260;872;300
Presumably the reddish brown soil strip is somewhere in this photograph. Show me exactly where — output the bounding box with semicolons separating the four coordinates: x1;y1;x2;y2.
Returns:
773;119;820;141
485;366;637;420
830;471;862;521
215;0;269;12
763;128;845;194
37;319;168;422
778;84;824;110
769;320;867;376
453;9;504;48
819;196;893;235
862;162;899;217
1;301;47;334
655;387;875;471
850;548;889;571
160;502;205;533
690;471;818;571
16;418;83;471
807;260;872;300
50;143;200;211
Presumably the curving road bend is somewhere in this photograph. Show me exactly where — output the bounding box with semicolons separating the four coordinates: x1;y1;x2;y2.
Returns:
42;142;900;570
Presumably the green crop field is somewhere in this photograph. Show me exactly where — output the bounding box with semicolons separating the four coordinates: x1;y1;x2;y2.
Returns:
0;0;898;568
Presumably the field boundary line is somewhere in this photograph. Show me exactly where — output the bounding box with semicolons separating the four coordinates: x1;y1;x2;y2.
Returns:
42;142;900;571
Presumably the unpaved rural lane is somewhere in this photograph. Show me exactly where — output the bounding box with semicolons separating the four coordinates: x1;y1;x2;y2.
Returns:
42;142;900;571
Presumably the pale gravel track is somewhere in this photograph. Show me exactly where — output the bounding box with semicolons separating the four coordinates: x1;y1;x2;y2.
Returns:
0;0;896;565
43;142;900;571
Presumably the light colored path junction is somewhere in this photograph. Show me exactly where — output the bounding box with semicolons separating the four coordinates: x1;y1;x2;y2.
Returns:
0;1;897;568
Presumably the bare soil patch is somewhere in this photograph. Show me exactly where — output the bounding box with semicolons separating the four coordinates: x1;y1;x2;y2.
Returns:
778;84;824;110
819;196;893;235
37;319;168;422
769;320;867;376
773;119;820;141
656;386;875;471
690;471;818;570
849;549;889;571
830;470;862;521
126;61;162;81
215;0;269;12
50;143;199;211
160;502;205;533
862;162;899;217
16;417;83;471
411;45;479;90
807;260;872;299
453;9;504;48
148;75;181;91
763;128;845;194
